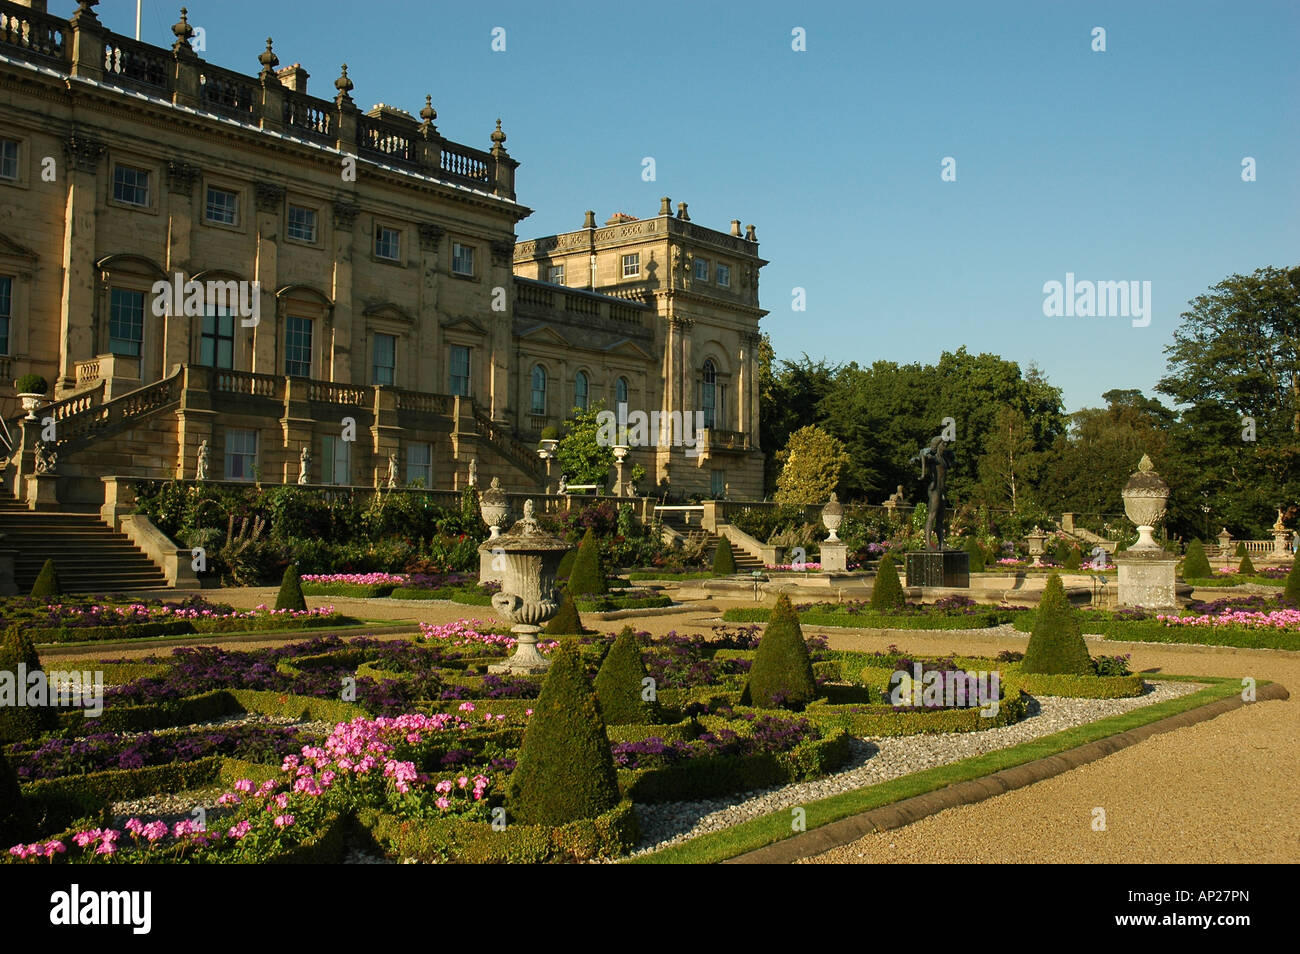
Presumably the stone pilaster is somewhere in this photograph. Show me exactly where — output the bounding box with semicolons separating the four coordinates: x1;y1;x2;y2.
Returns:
488;239;515;420
330;200;359;383
252;184;283;376
57;133;104;391
417;223;444;393
163;161;199;376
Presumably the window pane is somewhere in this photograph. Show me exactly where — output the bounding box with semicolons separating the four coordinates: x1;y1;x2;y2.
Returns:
531;365;546;414
615;376;628;407
375;226;400;260
113;166;149;206
0;140;17;180
694;258;709;281
109;289;144;357
574;371;588;411
450;345;470;396
373;333;396;386
285;316;312;377
0;276;10;355
547;265;564;284
452;243;475;276
225;429;257;481
205;187;237;225
288;206;317;242
406;442;432;486
201;308;235;369
622;254;639;277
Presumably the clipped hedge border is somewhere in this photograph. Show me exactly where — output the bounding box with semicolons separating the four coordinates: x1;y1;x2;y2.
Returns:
22;756;223;814
264;810;350;864
1003;671;1145;698
606;720;698;744
359;799;638;863
619;729;852;803
60;687;367;735
389;586;494;605
301;583;398;598
802;691;1028;737
1011;611;1300;650
577;595;674;612
30;614;358;646
721;608;1008;630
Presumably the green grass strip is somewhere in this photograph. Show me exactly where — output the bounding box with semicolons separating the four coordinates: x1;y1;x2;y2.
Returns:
628;676;1247;864
722;608;1006;630
626;571;716;581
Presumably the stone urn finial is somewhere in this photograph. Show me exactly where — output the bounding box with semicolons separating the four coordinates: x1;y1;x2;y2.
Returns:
821;492;843;542
1122;453;1170;550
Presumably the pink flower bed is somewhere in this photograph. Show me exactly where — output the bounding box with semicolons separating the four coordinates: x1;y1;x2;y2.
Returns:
418;619;557;652
52;603;336;622
1156;609;1300;630
300;573;408;585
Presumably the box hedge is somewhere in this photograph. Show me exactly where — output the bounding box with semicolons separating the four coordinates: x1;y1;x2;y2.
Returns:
743;594;817;709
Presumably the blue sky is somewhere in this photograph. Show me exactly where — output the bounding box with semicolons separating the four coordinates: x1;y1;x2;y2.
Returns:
114;0;1299;412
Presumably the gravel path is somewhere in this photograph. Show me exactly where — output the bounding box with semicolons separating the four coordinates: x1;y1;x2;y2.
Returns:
627;680;1200;857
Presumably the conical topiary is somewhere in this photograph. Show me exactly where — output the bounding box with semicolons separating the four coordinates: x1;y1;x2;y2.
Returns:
871;554;905;610
507;641;620;826
1063;547;1082;570
544;587;585;635
0;750;32;850
1181;540;1212;580
593;626;658;725
0;625;60;744
1285;558;1300;605
566;528;607;596
1238;552;1256;576
555;548;577;581
1235;541;1247;557
712;537;737;576
275;563;308;611
1021;574;1092;675
744;593;817;709
30;559;61;598
964;537;985;573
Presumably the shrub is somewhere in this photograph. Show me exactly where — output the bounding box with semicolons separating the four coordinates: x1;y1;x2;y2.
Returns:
555;548;577;581
29;559;60;598
1235;541;1247;557
0;750;32;849
1021;574;1092;675
544;589;585;635
540;425;559;442
275;563;308;612
507;642;620;826
712;537;737;576
1286;559;1300;605
871;554;905;610
14;374;48;395
567;528;606;596
594;626;658;725
744;594;818;709
0;625;60;743
1063;547;1081;570
1182;540;1212;579
1238;552;1256;575
964;537;985;572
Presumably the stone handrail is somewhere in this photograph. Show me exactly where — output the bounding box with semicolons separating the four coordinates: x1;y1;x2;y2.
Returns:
716;522;784;568
395;389;454;415
102;30;169;91
440;141;490;187
0;0;64;61
702;428;748;451
116;513;200;588
359;113;417;165
308;381;369;406
472;405;544;484
55;371;180;453
74;357;101;388
282;90;333;142
211;369;283;398
199;61;259;121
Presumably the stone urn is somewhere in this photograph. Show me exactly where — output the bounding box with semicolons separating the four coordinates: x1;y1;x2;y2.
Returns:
821;493;843;542
487;499;573;675
1121;454;1169;550
479;477;509;539
1026;526;1047;566
17;393;44;420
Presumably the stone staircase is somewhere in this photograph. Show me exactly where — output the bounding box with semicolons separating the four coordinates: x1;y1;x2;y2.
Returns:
700;529;764;573
0;499;169;593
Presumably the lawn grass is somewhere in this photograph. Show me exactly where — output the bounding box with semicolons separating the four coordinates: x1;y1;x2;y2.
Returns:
1010;612;1300;650
1184;576;1285;588
626;571;716;581
722;607;1010;630
628;676;1247;864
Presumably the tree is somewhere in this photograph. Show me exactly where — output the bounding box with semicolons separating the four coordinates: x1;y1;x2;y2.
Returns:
275;563;308;611
712;537;737;576
507;642;620;825
30;559;60;598
566;528;606;595
974;405;1037;511
593;627;658;724
1181;540;1212;580
774;425;850;503
555;402;615;487
0;625;59;743
544;588;585;635
871;554;906;609
1021;575;1092;675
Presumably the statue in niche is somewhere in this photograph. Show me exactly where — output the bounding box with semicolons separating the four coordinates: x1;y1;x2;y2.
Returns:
298;446;312;485
195;440;210;481
387;453;398;489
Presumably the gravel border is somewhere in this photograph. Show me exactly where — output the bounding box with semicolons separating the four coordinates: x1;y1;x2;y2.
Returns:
626;680;1202;858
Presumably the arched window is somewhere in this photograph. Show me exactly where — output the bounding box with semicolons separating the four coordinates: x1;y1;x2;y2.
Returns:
701;359;717;428
531;364;547;415
615;376;629;408
574;370;589;411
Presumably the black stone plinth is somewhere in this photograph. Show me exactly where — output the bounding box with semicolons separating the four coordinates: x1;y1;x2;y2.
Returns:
905;550;970;588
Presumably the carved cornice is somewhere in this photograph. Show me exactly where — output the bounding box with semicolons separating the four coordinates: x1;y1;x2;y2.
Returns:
254;182;287;213
64;134;105;174
489;239;514;266
332;200;360;230
418;223;445;251
166;160;200;197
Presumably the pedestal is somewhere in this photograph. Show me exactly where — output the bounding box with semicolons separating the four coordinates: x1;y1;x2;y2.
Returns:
820;542;847;572
905;550;970;588
478;542;505;585
1114;548;1177;609
25;473;59;510
487;626;551;675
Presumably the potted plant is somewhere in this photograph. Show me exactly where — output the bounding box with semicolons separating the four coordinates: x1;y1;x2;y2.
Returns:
538;425;559;456
13;375;48;420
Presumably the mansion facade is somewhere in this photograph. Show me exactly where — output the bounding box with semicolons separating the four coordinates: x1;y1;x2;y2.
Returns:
0;0;767;509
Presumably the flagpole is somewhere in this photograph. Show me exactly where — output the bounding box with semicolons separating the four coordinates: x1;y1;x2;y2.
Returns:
135;1;142;40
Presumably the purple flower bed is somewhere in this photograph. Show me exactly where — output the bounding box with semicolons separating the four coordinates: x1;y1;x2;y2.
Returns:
6;724;305;781
0;594;237;630
610;714;818;770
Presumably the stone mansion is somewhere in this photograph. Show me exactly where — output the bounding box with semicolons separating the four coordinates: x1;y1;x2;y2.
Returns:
0;0;767;509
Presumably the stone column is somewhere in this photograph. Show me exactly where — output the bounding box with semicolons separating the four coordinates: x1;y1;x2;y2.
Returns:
417;223;444;394
330;200;359;383
57;134;104;392
163;161;199;376
250;184;284;377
